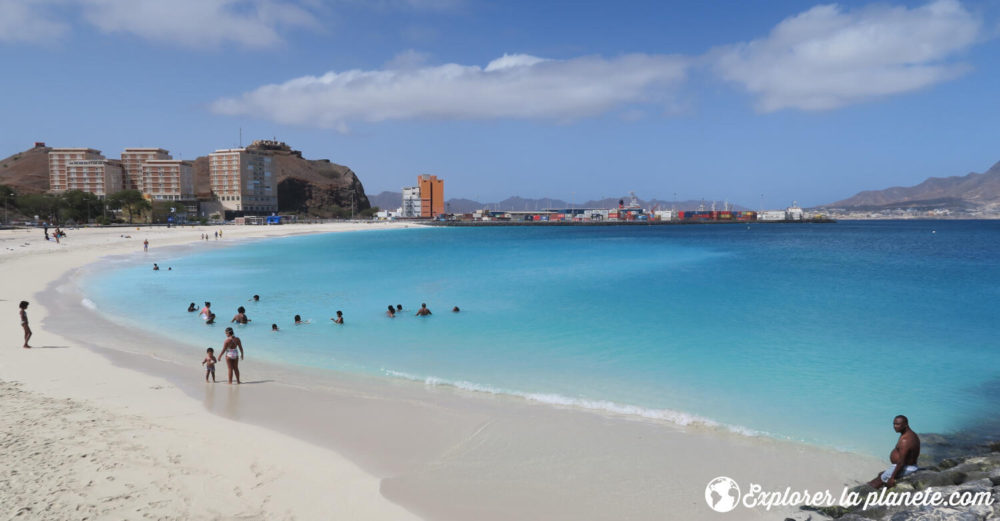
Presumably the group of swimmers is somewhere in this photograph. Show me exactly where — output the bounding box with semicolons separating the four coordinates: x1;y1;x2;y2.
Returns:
187;295;459;384
189;295;459;329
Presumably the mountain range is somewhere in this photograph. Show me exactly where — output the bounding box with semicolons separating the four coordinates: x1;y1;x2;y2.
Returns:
368;192;748;214
822;160;1000;212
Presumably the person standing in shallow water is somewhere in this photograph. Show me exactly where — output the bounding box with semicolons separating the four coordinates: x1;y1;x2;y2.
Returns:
415;303;432;316
19;301;31;348
331;311;344;324
220;327;244;384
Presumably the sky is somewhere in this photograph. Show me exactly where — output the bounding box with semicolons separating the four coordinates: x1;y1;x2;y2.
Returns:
2;0;999;207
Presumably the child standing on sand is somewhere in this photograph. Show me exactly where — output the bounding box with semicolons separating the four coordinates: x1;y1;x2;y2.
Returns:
19;301;31;348
202;348;217;382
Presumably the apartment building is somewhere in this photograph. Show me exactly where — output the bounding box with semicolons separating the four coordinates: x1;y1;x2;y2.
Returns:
141;160;194;201
49;148;104;192
64;159;124;197
401;186;421;217
418;174;444;218
208;148;277;214
121;148;171;192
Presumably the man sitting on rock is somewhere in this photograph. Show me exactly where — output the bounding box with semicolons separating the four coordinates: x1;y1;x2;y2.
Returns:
868;415;920;489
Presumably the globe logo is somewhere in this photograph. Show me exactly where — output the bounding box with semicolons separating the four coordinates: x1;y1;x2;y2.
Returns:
705;476;741;513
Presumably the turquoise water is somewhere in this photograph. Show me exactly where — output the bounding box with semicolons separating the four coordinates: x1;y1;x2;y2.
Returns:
84;221;1000;455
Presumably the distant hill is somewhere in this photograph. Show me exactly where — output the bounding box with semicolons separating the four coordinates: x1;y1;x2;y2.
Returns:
0;141;370;217
371;191;746;213
0;144;51;194
825;160;1000;211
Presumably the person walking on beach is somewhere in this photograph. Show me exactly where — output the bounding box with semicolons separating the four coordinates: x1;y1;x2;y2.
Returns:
868;415;920;489
220;327;244;384
202;348;217;383
143;239;149;252
231;306;250;324
19;301;31;348
416;303;432;316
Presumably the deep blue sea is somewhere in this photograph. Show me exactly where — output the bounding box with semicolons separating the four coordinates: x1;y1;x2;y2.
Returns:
83;221;1000;455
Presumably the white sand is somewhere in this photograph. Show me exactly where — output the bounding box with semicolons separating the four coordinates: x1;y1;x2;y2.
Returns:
0;223;886;521
0;223;422;521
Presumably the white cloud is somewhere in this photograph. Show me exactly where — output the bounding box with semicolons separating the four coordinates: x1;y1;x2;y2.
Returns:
0;0;69;43
210;53;689;128
712;0;982;112
0;0;320;48
78;0;319;49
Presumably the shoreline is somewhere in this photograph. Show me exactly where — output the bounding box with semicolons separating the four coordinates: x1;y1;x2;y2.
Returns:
2;223;884;520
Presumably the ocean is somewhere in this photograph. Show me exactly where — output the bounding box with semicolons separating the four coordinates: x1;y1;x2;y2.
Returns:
82;220;1000;455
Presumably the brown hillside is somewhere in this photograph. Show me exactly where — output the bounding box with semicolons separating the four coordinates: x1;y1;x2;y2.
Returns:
0;145;51;194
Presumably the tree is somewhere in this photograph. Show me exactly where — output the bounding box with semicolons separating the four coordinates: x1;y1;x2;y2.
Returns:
107;190;151;224
16;193;63;224
0;185;14;224
60;190;103;224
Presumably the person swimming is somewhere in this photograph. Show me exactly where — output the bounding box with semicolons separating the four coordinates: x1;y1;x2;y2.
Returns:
294;314;309;324
187;302;197;312
331;310;344;324
271;323;279;331
386;305;396;318
231;306;250;324
452;306;460;313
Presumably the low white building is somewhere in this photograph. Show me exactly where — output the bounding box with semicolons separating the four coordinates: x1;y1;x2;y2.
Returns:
654;210;674;220
758;210;787;221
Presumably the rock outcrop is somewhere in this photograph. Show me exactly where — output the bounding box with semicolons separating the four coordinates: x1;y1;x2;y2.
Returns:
793;450;1000;520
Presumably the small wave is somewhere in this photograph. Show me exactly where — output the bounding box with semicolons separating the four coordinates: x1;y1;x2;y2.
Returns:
80;298;97;310
381;369;762;437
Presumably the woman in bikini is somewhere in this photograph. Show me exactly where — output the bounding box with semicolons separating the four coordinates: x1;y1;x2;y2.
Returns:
220;327;244;384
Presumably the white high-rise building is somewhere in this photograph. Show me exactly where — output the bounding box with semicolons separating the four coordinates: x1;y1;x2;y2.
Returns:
401;186;421;218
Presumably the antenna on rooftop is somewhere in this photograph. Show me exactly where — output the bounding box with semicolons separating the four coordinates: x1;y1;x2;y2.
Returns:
239;128;243;148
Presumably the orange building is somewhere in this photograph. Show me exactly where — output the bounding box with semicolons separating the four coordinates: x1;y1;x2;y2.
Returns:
418;174;444;218
49;148;104;192
121;148;171;192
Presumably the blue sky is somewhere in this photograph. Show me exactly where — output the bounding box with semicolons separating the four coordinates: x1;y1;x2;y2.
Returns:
2;0;999;207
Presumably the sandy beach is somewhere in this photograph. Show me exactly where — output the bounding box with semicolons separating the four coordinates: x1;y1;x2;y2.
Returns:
0;223;883;520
